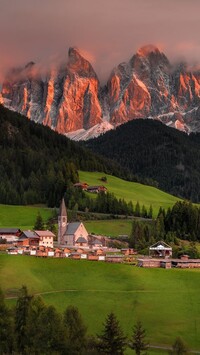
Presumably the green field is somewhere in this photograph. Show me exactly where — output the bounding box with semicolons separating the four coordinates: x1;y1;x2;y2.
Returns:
0;204;53;230
85;219;133;237
79;171;181;217
1;255;200;352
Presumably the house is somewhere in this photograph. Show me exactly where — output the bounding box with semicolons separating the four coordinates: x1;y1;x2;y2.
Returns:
149;241;172;258
17;231;40;247
86;185;107;193
58;198;89;247
0;228;22;243
74;182;89;190
35;230;55;248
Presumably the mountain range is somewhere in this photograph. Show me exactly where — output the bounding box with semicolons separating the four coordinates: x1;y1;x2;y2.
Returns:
1;45;200;140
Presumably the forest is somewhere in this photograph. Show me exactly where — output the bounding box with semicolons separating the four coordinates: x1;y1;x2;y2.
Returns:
0;105;131;207
85;119;200;202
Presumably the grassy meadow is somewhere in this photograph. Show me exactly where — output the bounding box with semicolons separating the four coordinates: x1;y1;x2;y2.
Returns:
0;204;53;230
1;255;200;352
79;171;181;217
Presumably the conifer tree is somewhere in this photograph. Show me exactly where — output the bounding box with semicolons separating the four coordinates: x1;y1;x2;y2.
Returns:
0;289;13;354
170;336;189;354
34;212;45;230
97;312;127;354
63;305;87;354
129;320;148;355
15;285;32;353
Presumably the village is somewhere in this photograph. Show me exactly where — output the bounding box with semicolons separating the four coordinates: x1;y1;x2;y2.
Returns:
1;198;200;269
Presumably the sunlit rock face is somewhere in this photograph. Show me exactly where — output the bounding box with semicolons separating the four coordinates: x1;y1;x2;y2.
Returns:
1;45;200;139
1;48;102;134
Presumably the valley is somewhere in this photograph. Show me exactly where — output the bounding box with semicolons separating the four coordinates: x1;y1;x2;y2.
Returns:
1;255;200;352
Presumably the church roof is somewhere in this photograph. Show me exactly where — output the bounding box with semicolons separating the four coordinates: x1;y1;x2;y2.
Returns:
59;198;67;217
65;222;82;235
76;237;88;243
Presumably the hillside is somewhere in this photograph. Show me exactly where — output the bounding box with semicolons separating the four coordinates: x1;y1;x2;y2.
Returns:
1;255;200;351
79;171;181;216
0;105;127;207
85;119;200;202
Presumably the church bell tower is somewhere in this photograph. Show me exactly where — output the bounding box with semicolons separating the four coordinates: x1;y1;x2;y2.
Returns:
58;198;67;245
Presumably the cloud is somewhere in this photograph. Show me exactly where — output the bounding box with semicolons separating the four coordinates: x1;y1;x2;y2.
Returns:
0;0;200;83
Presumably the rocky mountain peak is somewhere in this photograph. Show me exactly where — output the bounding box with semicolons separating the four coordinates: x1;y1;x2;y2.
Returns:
1;44;200;140
68;47;96;78
136;44;161;57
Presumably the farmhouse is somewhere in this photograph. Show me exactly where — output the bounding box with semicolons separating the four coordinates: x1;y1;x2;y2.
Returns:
35;230;55;248
87;185;107;193
138;254;200;269
73;182;89;190
0;228;21;243
149;241;172;258
17;231;40;247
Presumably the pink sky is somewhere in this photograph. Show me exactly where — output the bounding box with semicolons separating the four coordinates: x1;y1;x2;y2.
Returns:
1;0;200;83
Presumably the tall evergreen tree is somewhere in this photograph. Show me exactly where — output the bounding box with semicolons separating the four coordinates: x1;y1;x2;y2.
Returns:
63;305;87;354
0;289;13;354
129;320;148;355
34;212;44;230
97;312;127;354
15;285;32;353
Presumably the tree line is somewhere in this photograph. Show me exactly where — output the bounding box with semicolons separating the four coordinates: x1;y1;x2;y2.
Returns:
65;186;153;218
0;286;189;354
129;200;200;257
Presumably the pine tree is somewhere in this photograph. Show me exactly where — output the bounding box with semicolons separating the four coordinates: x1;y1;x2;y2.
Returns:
170;336;189;354
129;320;148;355
97;312;127;354
34;212;44;230
148;205;153;219
63;305;87;354
0;289;14;354
15;285;32;353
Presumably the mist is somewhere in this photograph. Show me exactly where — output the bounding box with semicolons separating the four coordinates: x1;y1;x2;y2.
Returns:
0;0;200;83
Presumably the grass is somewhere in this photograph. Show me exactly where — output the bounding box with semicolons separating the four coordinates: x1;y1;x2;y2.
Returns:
0;204;53;230
84;219;133;237
1;254;200;352
79;171;181;217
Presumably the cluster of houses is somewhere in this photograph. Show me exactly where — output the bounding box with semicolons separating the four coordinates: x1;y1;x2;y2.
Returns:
74;182;107;194
2;199;200;268
2;199;135;263
138;241;200;269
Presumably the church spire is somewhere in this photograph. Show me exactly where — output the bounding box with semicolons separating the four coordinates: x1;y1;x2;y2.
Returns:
58;198;67;245
59;197;67;217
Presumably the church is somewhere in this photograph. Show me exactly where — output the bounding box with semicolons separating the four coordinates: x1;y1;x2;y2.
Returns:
58;198;89;247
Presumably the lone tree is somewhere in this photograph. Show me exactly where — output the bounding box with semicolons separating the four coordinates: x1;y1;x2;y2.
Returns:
34;212;44;230
129;320;148;355
97;312;127;354
171;336;189;355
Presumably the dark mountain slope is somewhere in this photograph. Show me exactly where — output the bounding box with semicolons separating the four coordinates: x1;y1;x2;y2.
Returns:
0;105;126;206
85;119;200;202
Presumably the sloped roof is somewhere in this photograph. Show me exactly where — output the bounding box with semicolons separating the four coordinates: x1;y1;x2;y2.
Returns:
92;239;102;245
0;228;21;234
20;231;39;239
59;198;67;217
65;222;82;235
76;237;88;243
149;240;172;250
35;230;55;237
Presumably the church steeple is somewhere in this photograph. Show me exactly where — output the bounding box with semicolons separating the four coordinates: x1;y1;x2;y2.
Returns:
58;198;67;245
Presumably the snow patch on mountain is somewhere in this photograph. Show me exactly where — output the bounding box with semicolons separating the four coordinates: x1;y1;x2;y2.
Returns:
65;120;114;141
